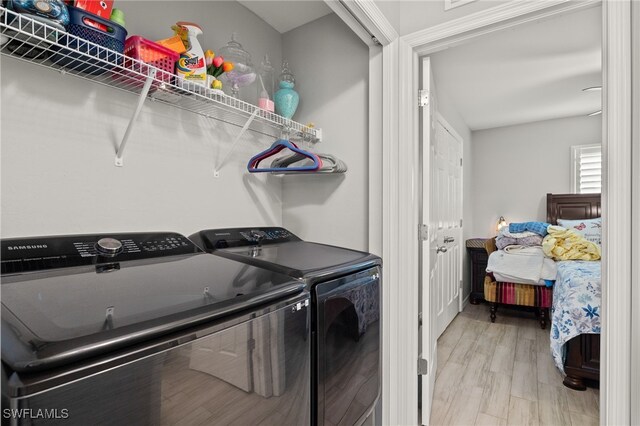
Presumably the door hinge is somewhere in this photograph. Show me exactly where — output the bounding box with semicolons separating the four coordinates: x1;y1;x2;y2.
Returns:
418;89;429;107
248;338;256;351
460;219;463;227
460;158;463;166
418;358;429;375
419;224;429;241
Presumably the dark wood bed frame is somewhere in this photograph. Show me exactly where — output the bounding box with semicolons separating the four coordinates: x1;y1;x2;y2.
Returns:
546;193;601;391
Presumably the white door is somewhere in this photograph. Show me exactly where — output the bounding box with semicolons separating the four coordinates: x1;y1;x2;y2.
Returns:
420;56;438;426
420;56;464;426
434;115;463;337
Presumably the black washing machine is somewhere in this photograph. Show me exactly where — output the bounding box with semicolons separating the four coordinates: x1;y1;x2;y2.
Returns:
190;227;381;426
1;232;310;425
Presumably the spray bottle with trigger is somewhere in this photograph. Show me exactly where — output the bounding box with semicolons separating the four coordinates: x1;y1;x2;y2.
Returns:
173;22;207;87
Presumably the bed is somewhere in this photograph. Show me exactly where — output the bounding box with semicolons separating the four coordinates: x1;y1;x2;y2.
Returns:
546;192;601;391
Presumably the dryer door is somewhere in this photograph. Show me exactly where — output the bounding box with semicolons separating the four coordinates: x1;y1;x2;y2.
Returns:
315;266;381;426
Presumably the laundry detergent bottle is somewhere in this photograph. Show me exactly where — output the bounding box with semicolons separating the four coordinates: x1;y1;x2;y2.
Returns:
174;22;207;86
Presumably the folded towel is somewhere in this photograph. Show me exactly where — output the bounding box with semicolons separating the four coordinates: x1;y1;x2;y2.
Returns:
509;221;551;236
498;228;538;239
496;232;544;250
487;246;557;285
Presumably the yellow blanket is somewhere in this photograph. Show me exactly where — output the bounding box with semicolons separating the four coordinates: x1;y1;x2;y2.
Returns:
542;225;601;261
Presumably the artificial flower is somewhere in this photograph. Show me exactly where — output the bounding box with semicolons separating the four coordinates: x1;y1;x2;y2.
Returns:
212;79;223;90
204;50;215;67
222;61;234;72
212;56;224;68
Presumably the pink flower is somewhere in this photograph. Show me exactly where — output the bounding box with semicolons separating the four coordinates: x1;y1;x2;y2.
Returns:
212;56;224;68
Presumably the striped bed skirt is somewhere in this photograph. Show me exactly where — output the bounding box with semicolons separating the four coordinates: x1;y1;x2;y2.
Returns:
484;274;553;308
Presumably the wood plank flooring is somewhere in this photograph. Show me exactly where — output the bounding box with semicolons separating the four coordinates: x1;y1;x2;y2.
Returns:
429;303;599;426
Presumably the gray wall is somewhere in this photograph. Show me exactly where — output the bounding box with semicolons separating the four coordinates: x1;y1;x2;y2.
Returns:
124;1;284;105
281;14;370;251
1;1;284;237
470;115;602;238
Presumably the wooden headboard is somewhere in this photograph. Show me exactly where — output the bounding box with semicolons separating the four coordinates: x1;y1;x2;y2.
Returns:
546;193;601;225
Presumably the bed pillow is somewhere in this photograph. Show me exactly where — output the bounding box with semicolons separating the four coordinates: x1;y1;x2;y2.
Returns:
557;217;602;245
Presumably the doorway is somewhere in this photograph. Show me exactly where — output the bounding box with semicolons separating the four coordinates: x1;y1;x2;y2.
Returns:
418;4;603;425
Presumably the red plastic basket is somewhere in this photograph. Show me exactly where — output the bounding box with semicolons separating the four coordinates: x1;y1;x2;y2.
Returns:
120;36;179;87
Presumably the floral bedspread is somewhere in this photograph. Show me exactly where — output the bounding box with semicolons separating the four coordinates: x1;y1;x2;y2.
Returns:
550;260;601;373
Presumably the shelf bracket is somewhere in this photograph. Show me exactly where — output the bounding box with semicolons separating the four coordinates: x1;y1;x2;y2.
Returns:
213;109;259;177
115;68;157;167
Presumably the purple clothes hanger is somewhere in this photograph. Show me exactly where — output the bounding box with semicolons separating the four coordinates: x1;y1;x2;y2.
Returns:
247;139;322;173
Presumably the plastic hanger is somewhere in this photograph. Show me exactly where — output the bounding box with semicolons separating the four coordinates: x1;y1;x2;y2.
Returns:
248;139;322;173
270;152;308;168
271;152;347;173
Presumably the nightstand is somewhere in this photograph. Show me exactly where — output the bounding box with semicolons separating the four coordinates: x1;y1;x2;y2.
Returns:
466;238;489;304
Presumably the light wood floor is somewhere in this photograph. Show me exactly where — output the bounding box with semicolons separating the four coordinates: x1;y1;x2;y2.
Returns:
429;303;599;426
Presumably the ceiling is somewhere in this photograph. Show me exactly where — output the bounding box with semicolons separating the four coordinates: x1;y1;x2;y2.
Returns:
238;1;333;34
430;5;602;131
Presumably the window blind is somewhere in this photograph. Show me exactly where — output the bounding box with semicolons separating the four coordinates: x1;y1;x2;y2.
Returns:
572;144;602;194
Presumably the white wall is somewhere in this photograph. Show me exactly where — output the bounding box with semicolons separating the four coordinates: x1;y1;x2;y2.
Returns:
470;115;602;238
281;14;370;251
1;1;284;238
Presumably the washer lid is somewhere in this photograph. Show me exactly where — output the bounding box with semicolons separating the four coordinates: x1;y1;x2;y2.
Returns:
1;233;304;372
191;228;380;281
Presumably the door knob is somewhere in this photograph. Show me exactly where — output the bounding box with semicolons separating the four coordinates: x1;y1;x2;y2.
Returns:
436;246;447;253
444;236;455;243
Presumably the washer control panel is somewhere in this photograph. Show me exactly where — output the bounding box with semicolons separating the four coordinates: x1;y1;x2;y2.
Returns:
239;228;294;243
193;227;302;250
1;232;199;274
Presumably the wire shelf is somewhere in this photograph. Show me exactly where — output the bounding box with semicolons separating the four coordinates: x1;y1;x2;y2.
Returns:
0;7;321;145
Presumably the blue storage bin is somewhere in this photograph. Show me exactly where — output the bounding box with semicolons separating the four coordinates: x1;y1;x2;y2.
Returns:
51;6;126;75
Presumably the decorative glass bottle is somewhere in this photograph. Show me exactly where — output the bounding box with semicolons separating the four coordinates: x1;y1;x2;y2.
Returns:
274;60;299;119
257;54;275;112
217;33;256;98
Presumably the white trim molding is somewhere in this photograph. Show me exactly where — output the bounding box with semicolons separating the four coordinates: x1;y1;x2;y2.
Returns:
339;0;399;46
387;0;635;423
323;0;379;47
602;1;633;424
444;0;478;12
381;38;406;426
324;0;399;47
404;0;599;56
631;3;640;425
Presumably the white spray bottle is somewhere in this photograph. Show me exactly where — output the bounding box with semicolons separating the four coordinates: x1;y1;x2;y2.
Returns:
173;22;207;86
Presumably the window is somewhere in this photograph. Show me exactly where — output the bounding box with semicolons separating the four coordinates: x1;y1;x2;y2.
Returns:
571;144;602;194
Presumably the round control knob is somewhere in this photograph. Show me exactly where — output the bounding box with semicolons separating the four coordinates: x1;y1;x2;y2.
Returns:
96;238;123;256
250;230;265;240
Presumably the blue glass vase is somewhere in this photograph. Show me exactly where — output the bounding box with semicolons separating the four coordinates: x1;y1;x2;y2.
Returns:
274;80;299;119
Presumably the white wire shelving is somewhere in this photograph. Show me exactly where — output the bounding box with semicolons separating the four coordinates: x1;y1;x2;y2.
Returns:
0;7;322;171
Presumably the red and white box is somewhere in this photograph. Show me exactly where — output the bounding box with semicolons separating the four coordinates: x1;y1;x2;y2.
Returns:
73;0;114;30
